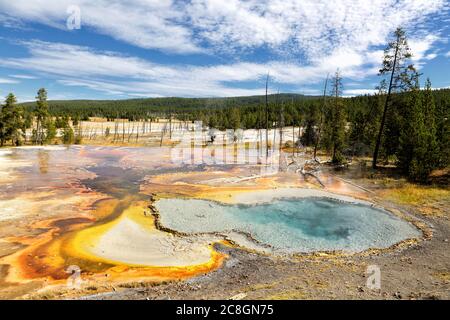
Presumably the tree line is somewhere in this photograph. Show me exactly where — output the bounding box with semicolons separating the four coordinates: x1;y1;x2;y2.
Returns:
0;88;79;147
1;28;448;182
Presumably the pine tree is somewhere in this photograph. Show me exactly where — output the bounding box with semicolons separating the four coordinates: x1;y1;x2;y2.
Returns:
45;119;57;144
398;76;423;175
324;71;346;164
373;27;416;168
229;107;241;130
301;104;317;147
72;114;79;126
55;116;65;129
33;88;50;145
397;75;438;182
0;93;25;146
422;78;439;169
62;124;75;144
435;90;450;168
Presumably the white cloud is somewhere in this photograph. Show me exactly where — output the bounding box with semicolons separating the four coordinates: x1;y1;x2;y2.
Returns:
446;51;450;58
0;1;201;53
0;1;446;97
424;53;438;60
2;37;444;97
0;40;274;96
10;74;38;79
0;78;19;84
0;0;445;58
57;78;263;98
409;34;440;67
0;40;391;97
187;0;447;63
0;12;27;29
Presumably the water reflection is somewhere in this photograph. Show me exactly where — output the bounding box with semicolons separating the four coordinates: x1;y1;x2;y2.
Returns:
37;150;49;174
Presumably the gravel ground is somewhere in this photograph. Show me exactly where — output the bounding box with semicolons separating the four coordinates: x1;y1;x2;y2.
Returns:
80;211;449;300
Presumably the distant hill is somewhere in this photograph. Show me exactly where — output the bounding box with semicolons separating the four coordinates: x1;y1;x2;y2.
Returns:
18;89;449;122
20;93;316;115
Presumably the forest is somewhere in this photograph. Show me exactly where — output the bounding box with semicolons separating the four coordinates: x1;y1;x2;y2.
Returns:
1;28;449;183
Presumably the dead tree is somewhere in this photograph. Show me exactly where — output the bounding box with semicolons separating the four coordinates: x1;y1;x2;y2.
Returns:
113;120;119;143
160;122;167;147
291;98;295;157
265;73;270;158
313;75;329;161
279;99;284;151
122;119;125;142
128;122;135;142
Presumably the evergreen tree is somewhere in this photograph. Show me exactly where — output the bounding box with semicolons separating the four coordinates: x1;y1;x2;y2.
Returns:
0;93;25;146
45;119;57;144
435;90;450;168
55;116;65;129
347;84;384;157
324;71;346;164
24;111;33;130
398;76;423;176
33;88;50;145
62;124;74;144
301;104;317;147
72;115;79;126
229;107;241;130
397;75;439;182
373;27;416;168
422;78;439;169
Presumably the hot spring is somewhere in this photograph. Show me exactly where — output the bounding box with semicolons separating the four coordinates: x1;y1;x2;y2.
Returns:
154;197;421;253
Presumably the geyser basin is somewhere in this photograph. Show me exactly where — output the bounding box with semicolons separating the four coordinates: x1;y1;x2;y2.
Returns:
154;197;421;253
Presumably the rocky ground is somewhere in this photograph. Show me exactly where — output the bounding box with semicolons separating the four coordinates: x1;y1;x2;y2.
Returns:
74;164;450;300
78;210;449;300
1;147;448;300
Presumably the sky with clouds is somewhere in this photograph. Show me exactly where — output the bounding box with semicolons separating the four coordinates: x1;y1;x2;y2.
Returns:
0;0;449;101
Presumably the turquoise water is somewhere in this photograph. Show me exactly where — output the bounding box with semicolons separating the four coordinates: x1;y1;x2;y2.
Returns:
155;198;421;253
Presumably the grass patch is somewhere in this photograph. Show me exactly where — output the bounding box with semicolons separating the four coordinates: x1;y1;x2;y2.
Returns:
378;183;449;217
117;280;172;289
266;290;308;300
433;272;450;282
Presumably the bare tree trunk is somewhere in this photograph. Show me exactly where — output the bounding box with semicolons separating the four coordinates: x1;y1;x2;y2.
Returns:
314;75;329;160
372;43;399;169
273;126;276;152
128;122;135;142
265;73;269;158
136;122;140;142
35;119;41;145
122;119;125;142
292;120;295;157
113;120;118;143
169;108;172;140
160;123;167;147
279;102;284;152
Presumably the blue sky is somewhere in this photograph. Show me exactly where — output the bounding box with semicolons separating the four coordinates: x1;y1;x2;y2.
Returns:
0;0;449;101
